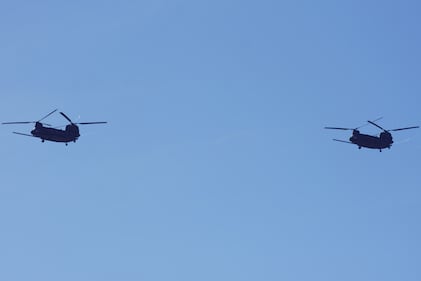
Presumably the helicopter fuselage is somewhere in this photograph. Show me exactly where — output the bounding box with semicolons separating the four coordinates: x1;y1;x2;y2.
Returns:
349;131;393;150
31;122;80;144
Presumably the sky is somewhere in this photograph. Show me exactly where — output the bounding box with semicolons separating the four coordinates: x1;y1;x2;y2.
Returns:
1;1;421;280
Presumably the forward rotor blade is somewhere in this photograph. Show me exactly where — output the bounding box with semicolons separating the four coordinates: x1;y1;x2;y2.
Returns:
2;121;51;126
2;109;57;125
13;132;36;138
2;121;34;124
333;139;353;144
38;109;57;122
77;122;107;125
357;117;383;129
60;112;73;124
367;120;387;131
389;126;419;132
371;117;383;123
324;127;353;130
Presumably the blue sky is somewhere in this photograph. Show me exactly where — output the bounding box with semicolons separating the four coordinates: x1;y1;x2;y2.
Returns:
1;1;421;280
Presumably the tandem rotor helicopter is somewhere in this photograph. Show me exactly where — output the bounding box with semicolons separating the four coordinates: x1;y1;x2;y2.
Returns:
2;109;107;145
325;119;419;151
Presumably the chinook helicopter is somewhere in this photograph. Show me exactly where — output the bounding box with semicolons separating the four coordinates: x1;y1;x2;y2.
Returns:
2;109;107;145
325;119;419;151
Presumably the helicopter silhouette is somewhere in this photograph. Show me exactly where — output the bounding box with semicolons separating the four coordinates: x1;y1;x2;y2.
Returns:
325;119;419;151
2;109;107;145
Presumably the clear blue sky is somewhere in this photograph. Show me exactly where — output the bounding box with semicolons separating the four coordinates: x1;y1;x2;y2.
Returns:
1;1;421;280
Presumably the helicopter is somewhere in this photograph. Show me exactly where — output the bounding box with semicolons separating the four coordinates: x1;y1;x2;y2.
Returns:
325;119;419;151
2;109;107;145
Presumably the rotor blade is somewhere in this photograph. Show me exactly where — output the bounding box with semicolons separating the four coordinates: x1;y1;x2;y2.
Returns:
324;127;353;130
389;126;420;132
2;121;52;126
60;112;73;124
2;121;34;124
38;109;57;122
77;122;107;125
367;120;387;131
13;132;36;138
333;139;353;144
357;117;383;129
371;117;383;123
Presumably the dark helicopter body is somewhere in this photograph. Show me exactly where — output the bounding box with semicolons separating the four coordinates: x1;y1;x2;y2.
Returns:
348;129;393;150
2;110;106;145
326;120;418;151
30;122;80;144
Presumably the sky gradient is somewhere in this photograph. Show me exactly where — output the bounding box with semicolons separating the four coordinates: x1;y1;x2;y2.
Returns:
1;1;421;280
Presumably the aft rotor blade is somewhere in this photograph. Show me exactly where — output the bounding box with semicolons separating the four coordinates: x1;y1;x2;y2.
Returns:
60;112;73;124
324;127;353;130
77;122;107;125
367;120;387;131
38;109;57;122
389;126;420;132
333;139;353;144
